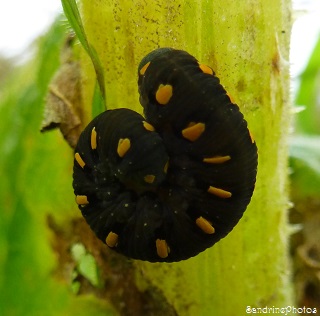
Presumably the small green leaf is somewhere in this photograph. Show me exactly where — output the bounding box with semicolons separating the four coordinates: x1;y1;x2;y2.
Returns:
71;280;81;294
78;253;101;287
71;243;101;287
290;135;320;174
71;243;87;261
290;135;320;196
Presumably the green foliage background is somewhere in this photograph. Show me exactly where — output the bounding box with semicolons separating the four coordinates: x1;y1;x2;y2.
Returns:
290;35;320;198
0;20;115;316
289;34;320;308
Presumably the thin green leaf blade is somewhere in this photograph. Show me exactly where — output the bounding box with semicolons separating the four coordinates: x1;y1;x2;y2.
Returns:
61;0;106;108
92;81;106;117
61;0;90;53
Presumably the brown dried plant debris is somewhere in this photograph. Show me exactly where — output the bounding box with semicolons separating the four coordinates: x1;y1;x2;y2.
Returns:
41;34;83;149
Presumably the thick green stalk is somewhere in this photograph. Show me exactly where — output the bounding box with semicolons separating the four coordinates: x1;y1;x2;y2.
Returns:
79;0;293;314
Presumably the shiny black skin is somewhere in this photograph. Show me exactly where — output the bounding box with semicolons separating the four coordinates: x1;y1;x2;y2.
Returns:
73;48;258;262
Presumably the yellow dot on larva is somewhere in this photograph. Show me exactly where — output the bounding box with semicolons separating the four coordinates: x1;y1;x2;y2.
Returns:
199;63;214;75
117;138;131;157
142;121;155;132
75;195;89;205
91;127;97;150
164;160;169;173
249;130;255;143
106;232;119;248
155;84;173;105
226;92;236;105
144;174;155;184
207;186;232;199
75;153;85;168
196;216;215;234
156;239;170;258
140;61;150;75
182;122;205;142
203;156;231;164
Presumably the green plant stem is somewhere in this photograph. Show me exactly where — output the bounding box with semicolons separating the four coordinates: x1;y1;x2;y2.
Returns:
79;0;293;314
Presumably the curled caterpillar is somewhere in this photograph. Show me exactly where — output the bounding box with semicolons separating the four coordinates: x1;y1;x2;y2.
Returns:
73;48;258;262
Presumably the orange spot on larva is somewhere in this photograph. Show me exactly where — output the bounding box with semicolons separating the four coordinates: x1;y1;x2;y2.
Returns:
199;63;214;75
164;160;169;173
75;195;89;205
203;156;231;164
91;127;97;150
143;121;155;132
106;232;119;248
140;61;150;75
144;174;155;184
196;216;215;234
155;84;173;105
75;153;85;168
249;130;255;143
182;122;205;141
117;138;131;157
156;239;170;258
226;92;236;105
207;186;232;199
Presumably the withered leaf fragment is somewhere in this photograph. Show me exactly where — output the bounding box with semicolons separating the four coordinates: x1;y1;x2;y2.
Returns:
41;34;83;148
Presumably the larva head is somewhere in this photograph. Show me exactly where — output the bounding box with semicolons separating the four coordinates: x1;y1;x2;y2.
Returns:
137;48;202;130
75;109;169;195
138;48;173;76
114;130;169;194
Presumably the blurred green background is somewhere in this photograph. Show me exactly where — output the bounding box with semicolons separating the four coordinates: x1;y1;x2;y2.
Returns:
0;19;115;315
289;32;320;309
